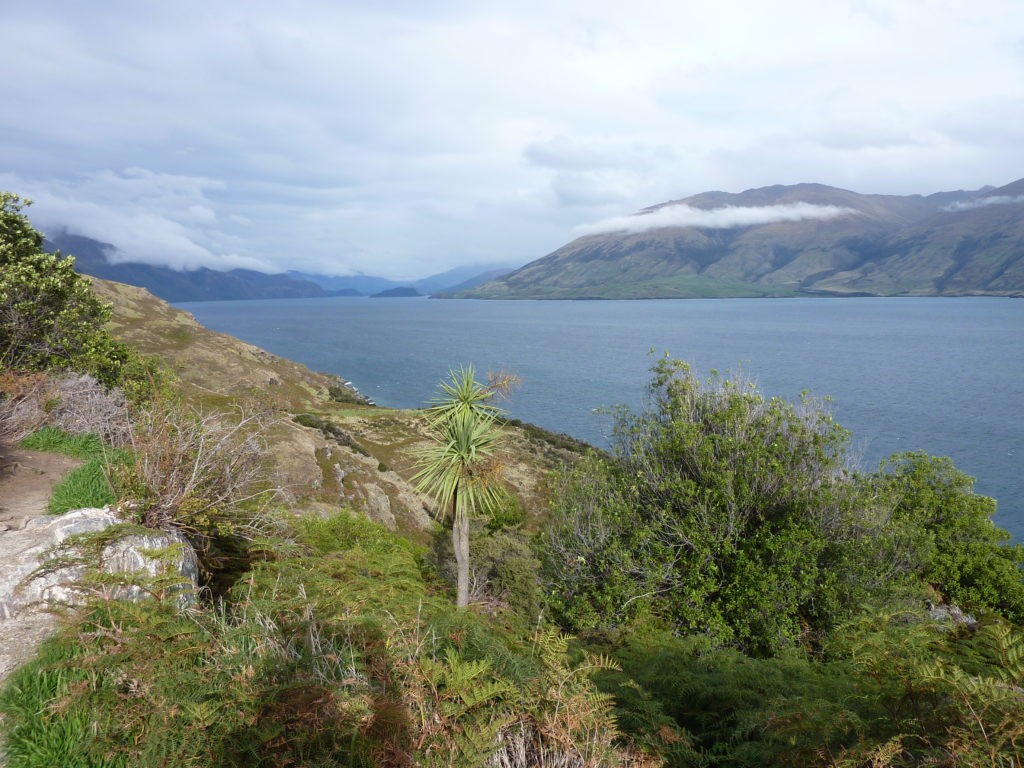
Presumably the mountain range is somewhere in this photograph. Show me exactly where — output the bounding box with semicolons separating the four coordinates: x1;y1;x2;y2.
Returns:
44;232;513;302
446;179;1024;299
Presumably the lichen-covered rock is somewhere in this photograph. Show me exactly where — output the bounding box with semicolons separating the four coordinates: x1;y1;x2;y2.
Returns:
358;484;397;530
0;507;199;618
0;507;200;688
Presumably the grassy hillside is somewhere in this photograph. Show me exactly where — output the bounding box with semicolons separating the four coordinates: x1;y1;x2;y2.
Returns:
90;277;582;538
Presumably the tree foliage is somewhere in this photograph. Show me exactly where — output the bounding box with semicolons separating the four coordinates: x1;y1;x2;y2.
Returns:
541;356;1021;656
0;192;155;396
413;365;517;607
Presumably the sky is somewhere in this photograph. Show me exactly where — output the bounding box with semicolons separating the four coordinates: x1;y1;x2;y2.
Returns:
2;0;1022;279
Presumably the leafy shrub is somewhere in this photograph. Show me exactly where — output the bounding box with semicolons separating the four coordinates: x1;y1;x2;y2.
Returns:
879;450;1024;622
327;383;368;405
293;412;370;456
541;357;916;655
433;520;543;627
0;193;164;400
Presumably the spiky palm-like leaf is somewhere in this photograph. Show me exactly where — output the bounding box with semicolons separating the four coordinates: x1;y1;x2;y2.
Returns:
413;409;506;523
413;366;515;608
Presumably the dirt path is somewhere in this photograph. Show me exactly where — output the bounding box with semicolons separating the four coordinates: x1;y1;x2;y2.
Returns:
0;444;83;701
0;446;82;531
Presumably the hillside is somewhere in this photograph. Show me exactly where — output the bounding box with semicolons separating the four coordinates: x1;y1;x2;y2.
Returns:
448;180;1024;299
89;277;581;537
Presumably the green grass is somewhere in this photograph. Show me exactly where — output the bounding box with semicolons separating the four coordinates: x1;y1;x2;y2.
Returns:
0;636;121;768
20;427;107;459
46;459;117;514
19;427;123;514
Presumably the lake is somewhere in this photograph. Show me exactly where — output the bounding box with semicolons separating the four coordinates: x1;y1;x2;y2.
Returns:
179;296;1024;536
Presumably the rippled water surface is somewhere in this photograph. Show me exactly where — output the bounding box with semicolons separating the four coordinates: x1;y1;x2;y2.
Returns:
180;297;1024;535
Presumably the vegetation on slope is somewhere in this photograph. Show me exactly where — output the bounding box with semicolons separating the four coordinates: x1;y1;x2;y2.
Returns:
3;189;1022;766
537;356;1024;765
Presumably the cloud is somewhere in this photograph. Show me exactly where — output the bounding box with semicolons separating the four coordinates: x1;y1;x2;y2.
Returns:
575;202;857;236
1;2;1023;277
0;170;274;272
945;195;1024;212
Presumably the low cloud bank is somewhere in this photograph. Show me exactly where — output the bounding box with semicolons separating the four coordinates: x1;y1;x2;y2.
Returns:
945;195;1024;212
575;202;857;236
0;170;273;272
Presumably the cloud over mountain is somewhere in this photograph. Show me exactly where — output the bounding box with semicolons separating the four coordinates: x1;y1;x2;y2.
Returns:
944;195;1024;212
575;202;857;236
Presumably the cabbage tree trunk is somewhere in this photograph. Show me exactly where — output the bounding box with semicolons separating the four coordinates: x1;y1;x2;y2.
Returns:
452;489;470;608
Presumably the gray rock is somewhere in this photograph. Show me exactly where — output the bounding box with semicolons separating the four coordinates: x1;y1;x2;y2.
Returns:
0;507;199;618
359;485;396;530
928;602;977;626
0;507;200;695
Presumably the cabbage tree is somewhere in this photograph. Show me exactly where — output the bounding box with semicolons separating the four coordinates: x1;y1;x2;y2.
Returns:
413;366;514;607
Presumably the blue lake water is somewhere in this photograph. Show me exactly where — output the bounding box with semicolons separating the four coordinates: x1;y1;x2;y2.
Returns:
179;296;1024;536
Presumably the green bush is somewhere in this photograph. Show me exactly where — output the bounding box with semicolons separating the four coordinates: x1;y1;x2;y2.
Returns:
327;383;367;405
541;357;914;655
293;412;370;456
0;192;161;399
432;519;542;628
879;451;1024;622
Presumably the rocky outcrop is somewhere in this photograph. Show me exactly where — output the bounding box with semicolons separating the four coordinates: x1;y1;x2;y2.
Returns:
0;507;199;685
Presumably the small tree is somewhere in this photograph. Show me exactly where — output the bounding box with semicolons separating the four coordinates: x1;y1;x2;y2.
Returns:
413;366;515;607
0;194;112;376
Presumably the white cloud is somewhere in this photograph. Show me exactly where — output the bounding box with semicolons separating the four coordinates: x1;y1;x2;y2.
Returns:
0;1;1022;276
575;202;857;236
0;170;273;272
945;195;1024;212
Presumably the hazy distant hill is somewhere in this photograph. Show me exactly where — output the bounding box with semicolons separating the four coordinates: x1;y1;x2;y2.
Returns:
48;233;518;302
296;264;518;296
451;180;1024;299
369;287;424;298
48;233;329;302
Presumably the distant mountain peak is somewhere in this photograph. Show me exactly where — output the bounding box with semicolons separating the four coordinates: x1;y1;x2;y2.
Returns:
450;178;1024;300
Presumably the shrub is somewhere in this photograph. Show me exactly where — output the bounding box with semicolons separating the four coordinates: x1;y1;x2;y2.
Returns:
327;383;368;405
2;374;131;446
0;370;52;442
111;401;280;562
433;520;543;627
879;451;1024;622
540;357;918;655
293;412;370;456
0;192;161;398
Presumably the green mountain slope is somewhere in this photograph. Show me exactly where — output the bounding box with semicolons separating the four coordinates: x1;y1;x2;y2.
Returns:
449;180;1024;299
